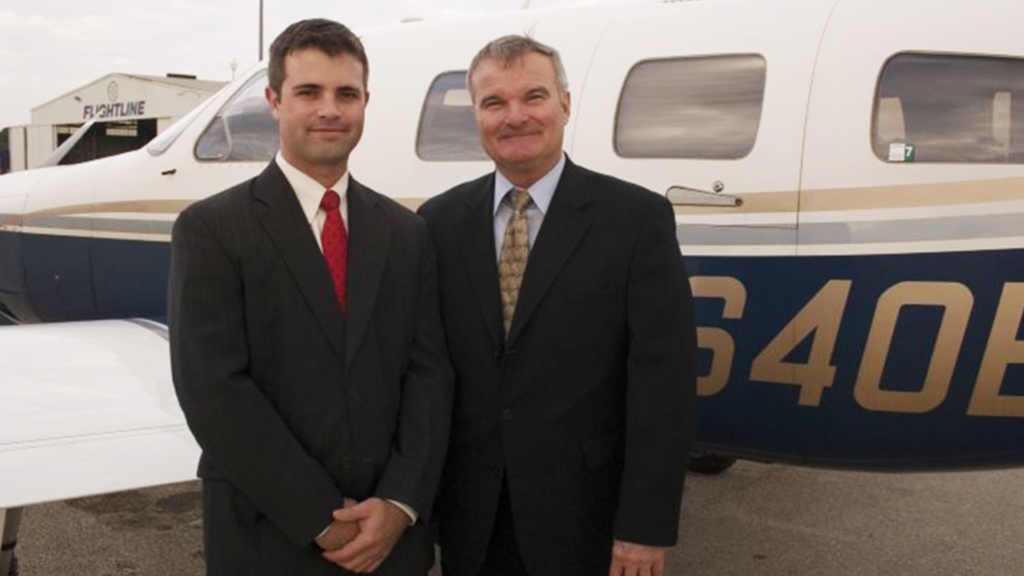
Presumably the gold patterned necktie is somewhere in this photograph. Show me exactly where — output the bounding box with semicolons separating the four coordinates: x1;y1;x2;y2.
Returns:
498;187;532;334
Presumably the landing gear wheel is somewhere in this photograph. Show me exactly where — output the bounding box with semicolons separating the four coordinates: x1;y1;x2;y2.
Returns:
1;507;22;576
688;452;737;475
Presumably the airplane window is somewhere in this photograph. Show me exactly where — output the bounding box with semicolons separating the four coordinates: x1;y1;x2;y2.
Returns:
873;53;1024;164
416;71;487;161
196;71;279;162
615;55;766;159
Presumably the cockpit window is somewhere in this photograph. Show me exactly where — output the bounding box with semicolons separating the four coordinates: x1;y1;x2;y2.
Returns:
873;53;1024;164
146;96;216;156
615;54;766;159
416;71;487;161
195;71;279;162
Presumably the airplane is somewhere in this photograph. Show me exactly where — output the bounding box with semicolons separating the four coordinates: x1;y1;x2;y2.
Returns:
1;0;1023;571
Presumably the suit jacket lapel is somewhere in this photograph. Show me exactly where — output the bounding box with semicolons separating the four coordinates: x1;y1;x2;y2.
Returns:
253;161;346;362
506;160;592;345
457;175;504;351
345;177;392;370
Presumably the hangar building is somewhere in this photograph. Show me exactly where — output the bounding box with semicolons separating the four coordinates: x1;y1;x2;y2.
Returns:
1;72;226;173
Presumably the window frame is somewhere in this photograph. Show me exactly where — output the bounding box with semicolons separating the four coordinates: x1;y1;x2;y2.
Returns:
613;53;768;160
193;70;279;163
415;70;488;162
870;51;1024;165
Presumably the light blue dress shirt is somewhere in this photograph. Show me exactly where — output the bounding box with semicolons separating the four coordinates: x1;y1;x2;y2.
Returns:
492;153;567;260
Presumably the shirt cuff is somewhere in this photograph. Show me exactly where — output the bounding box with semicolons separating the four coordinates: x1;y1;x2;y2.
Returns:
387;499;418;525
316;524;331;541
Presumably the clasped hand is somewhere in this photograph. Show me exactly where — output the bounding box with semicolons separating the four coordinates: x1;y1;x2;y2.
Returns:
318;497;411;573
609;540;667;576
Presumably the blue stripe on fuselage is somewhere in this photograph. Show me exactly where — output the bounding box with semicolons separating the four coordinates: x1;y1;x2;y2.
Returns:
0;231;168;323
3;230;1021;469
686;250;1024;470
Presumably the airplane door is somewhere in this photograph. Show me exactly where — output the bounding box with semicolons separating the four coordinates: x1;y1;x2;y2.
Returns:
795;0;1024;468
570;0;837;460
572;0;835;235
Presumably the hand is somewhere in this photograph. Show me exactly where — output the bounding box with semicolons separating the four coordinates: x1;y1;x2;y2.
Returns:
322;497;412;573
315;498;359;551
609;540;666;576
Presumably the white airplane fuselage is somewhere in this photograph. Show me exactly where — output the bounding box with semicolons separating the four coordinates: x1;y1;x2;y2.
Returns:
0;0;1022;492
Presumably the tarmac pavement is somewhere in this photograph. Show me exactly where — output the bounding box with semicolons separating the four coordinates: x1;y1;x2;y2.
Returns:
16;461;1024;575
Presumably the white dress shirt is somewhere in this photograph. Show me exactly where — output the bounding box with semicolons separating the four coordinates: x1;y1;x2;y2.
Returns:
275;153;418;528
276;151;349;251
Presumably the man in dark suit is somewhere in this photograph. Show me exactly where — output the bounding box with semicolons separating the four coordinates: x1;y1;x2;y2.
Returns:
418;36;698;576
169;19;451;575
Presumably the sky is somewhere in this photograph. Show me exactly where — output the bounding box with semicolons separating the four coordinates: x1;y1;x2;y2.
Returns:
0;0;624;130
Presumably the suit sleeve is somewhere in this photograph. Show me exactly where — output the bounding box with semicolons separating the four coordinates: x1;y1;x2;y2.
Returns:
168;208;343;546
373;217;454;522
614;194;698;546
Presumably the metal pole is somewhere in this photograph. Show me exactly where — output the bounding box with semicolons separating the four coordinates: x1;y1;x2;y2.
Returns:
259;0;264;61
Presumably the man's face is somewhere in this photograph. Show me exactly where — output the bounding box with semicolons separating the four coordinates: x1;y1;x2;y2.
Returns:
470;52;570;182
266;49;367;176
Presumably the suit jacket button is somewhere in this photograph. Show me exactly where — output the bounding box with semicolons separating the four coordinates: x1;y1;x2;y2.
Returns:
491;464;502;479
501;408;513;421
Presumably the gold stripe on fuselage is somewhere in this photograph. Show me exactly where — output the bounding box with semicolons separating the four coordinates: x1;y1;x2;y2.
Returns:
670;175;1024;216
3;175;1022;232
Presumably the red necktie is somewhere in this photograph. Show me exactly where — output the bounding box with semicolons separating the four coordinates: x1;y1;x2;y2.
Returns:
320;190;348;311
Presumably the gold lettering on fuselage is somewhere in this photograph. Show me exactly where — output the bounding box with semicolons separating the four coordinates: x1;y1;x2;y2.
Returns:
749;280;852;406
854;282;973;414
969;283;1024;417
677;275;1022;417
690;276;747;397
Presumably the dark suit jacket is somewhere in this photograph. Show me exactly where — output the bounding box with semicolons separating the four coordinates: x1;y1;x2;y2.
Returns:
169;161;452;575
419;158;697;576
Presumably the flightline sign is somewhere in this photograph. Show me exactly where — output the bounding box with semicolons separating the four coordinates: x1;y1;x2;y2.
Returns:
82;81;146;120
83;101;147;120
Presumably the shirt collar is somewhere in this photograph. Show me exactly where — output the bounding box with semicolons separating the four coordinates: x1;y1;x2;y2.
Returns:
276;151;349;224
493;153;566;216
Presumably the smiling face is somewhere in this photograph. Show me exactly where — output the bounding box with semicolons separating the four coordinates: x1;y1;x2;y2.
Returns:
266;48;367;187
470;52;571;188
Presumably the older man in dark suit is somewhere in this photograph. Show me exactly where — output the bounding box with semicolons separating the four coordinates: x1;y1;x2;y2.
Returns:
419;36;698;576
169;19;451;575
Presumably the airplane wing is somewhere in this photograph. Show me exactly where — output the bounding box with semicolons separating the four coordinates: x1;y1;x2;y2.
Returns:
0;319;199;508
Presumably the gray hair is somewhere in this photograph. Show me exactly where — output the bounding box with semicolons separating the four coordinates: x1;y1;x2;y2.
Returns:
466;35;569;101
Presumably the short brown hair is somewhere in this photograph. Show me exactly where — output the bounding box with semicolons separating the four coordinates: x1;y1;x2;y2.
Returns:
467;35;569;101
268;19;368;95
